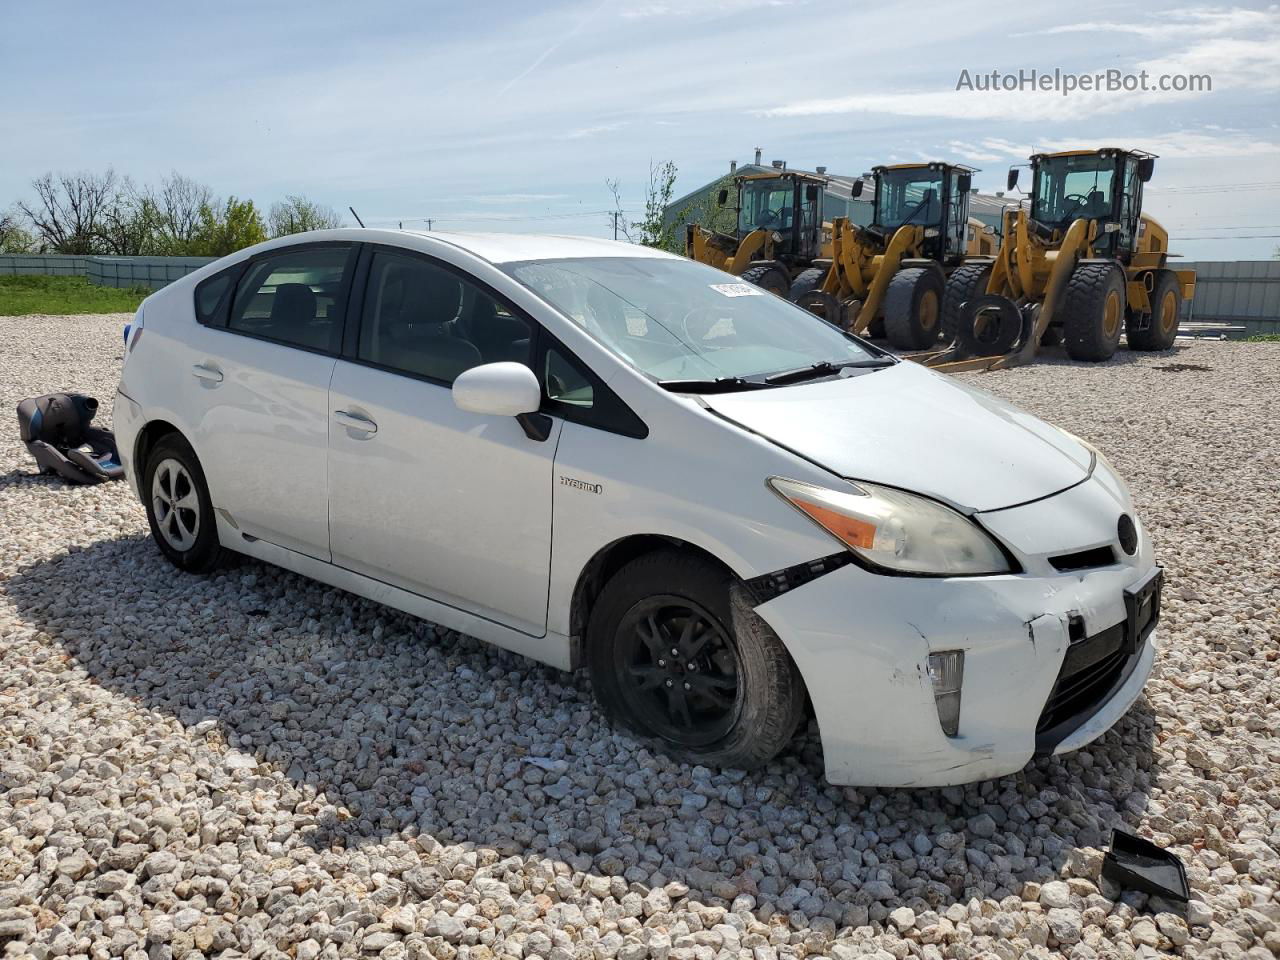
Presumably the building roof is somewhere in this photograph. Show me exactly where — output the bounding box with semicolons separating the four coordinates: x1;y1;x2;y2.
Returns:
666;163;872;213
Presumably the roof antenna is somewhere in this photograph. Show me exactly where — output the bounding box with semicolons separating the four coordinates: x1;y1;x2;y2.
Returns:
348;206;365;228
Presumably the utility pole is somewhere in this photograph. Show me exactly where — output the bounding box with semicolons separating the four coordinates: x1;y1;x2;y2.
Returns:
426;219;433;231
612;211;619;240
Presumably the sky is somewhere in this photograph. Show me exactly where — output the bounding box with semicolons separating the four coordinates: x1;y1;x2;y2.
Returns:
2;0;1278;260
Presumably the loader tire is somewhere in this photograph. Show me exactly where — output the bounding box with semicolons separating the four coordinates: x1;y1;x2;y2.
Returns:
1062;262;1126;362
883;266;946;350
740;263;790;298
788;267;828;302
1127;270;1180;351
955;295;1022;358
941;261;993;345
794;290;845;327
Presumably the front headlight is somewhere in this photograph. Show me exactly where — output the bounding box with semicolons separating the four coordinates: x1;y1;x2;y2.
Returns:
768;477;1012;576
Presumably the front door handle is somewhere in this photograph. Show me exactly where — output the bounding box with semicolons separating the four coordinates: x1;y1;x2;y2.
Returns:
192;363;223;383
334;410;378;435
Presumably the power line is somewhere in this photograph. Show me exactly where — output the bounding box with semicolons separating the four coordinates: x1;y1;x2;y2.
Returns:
1177;234;1280;240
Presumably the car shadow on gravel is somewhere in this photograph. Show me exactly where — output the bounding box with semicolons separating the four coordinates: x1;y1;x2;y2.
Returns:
4;534;1159;917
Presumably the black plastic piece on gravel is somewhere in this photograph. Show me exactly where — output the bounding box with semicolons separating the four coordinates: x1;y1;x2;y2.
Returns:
1102;829;1190;903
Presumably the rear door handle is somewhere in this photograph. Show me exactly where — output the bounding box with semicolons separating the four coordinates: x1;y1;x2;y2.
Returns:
192;363;223;383
334;410;378;435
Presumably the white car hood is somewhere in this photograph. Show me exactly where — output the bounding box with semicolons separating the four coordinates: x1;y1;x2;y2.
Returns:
702;360;1092;513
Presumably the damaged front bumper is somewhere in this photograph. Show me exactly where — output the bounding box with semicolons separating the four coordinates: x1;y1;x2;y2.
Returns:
753;473;1159;788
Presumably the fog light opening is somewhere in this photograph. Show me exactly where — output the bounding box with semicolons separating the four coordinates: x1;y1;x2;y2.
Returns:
928;650;964;737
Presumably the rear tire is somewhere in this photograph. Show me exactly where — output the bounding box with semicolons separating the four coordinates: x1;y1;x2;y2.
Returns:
587;551;805;770
143;433;228;573
740;263;790;298
941;261;993;345
1062;262;1126;362
1127;270;1180;351
883;265;946;350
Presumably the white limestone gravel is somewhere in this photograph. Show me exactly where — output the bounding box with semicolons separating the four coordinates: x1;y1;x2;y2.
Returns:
1;312;1278;960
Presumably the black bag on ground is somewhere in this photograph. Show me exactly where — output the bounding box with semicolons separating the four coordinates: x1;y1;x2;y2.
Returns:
16;393;123;485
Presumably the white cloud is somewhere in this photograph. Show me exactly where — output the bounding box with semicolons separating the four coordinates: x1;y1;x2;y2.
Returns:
761;4;1280;123
561;122;629;140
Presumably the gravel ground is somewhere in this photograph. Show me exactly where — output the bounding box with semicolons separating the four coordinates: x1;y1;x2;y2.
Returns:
1;313;1278;960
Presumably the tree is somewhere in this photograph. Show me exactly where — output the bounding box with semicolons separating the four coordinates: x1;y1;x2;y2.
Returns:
606;161;683;252
99;177;161;256
188;197;268;257
0;208;35;253
149;172;215;254
18;169;121;254
267;195;342;237
678;173;736;237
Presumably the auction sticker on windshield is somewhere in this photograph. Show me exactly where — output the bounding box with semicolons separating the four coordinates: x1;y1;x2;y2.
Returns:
709;283;764;297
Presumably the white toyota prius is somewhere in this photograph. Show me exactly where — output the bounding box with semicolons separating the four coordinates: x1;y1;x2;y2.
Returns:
113;229;1161;787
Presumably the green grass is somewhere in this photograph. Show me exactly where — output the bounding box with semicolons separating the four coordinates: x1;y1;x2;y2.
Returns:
0;275;149;316
1245;333;1280;342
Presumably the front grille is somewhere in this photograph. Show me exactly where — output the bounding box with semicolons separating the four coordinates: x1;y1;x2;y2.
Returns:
1035;568;1161;754
1036;623;1130;734
1049;545;1116;572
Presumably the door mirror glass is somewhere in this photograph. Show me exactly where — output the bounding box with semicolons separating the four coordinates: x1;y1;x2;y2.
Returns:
957;173;971;194
716;188;729;206
452;362;541;417
1007;167;1020;192
851;180;864;199
806;184;820;202
1137;157;1155;182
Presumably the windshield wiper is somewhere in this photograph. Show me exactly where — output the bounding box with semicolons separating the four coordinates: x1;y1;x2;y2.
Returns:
763;358;894;385
657;376;775;394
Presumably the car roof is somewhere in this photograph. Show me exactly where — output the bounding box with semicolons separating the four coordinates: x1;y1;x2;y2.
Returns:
261;228;682;266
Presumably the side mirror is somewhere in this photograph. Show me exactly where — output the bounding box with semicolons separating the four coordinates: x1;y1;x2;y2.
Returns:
1137;157;1155;182
957;173;972;194
806;184;820;202
851;180;864;199
453;362;550;441
453;362;541;417
1006;167;1020;192
716;188;729;206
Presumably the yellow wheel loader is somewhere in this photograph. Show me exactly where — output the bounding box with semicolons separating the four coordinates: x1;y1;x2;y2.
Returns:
792;163;983;351
922;148;1197;372
685;169;829;298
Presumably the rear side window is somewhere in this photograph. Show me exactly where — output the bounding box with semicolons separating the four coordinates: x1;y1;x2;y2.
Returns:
229;246;353;353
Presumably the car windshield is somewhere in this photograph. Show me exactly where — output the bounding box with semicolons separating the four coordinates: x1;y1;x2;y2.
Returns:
1032;154;1116;226
737;177;794;233
504;256;879;384
875;169;944;229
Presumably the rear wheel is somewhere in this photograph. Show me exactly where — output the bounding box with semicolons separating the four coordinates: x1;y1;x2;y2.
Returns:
941;261;993;345
740;263;790;298
883;265;946;350
587;551;805;769
143;433;227;573
1062;262;1126;362
1127;271;1180;351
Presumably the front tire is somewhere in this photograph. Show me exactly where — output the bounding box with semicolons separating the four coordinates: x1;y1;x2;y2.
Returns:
143;433;226;573
587;551;805;769
1062;262;1126;362
740;263;791;299
941;261;993;345
883;265;945;350
1127;270;1180;351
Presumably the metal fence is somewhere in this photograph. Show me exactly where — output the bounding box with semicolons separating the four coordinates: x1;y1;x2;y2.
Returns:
1182;260;1280;337
0;254;214;290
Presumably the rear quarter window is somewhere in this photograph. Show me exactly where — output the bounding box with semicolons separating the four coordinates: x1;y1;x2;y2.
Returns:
194;266;242;326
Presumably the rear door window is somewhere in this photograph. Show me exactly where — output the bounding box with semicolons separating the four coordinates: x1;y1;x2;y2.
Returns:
229;246;354;353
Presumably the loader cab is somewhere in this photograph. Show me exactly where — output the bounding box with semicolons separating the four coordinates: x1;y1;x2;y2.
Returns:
1024;148;1155;261
869;163;975;265
734;172;826;263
